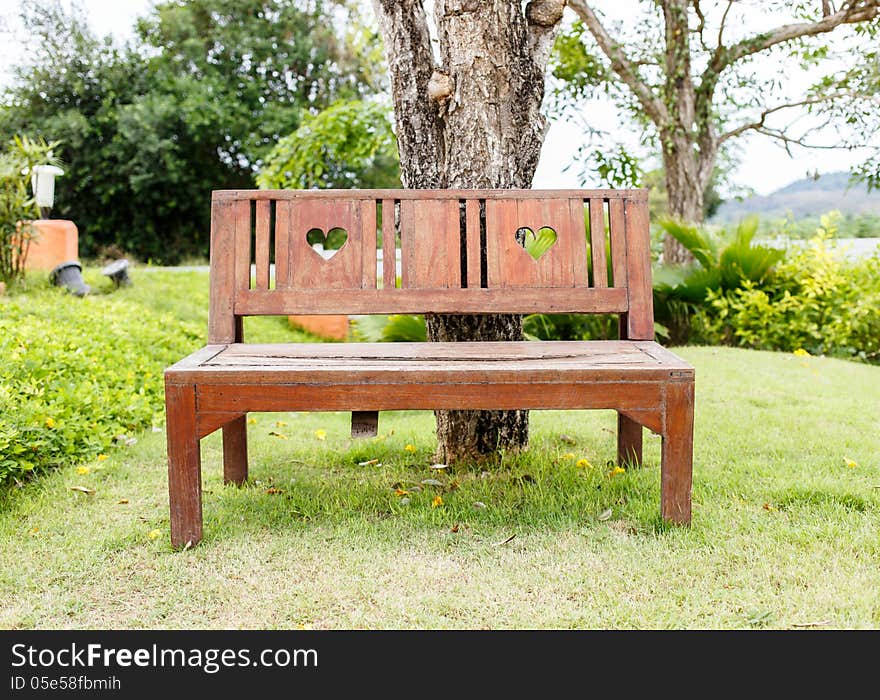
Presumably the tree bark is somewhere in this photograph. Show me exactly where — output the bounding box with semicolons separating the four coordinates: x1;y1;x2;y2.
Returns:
372;0;564;463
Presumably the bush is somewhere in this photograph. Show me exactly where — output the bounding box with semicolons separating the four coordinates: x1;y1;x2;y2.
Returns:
0;280;202;484
695;233;880;362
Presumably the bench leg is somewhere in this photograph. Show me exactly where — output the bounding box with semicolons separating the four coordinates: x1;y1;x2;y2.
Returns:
617;413;643;467
223;415;248;485
661;381;694;525
166;383;202;548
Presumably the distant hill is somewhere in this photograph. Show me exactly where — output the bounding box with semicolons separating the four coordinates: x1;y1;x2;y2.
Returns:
711;171;880;222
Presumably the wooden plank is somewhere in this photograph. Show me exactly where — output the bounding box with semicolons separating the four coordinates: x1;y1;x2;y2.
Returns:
361;199;377;289
486;199;522;288
208;201;237;344
515;198;573;287
233;287;628;316
274;200;290;290
399;200;414;288
165;382;202;548
222;415;248;485
624;198;655;340
233;198;252;293
465;199;482;288
588;198;608;288
569;198;589;287
608;198;627;288
407;199;461;288
617;413;643;467
165;345;227;376
254;200;270;290
661;380;694;525
381;199;396;289
196;380;665;413
213;189;649;202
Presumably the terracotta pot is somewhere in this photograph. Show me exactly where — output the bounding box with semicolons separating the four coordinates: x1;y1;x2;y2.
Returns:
22;220;79;271
288;315;350;340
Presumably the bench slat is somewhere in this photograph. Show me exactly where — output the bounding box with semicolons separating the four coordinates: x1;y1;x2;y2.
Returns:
624;197;655;340
254;199;271;290
208;201;238;343
589;198;608;288
608;198;627;288
214;189;648;201
381;199;396;289
360;199;377;290
465;199;482;288
233;287;628;316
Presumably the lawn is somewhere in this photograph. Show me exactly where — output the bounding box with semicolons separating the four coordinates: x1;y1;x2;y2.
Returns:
1;268;878;629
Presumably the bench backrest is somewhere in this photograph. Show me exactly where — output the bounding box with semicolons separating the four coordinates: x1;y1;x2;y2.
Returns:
208;189;653;343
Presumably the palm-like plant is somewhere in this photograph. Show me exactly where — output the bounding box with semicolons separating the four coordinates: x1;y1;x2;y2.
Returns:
654;215;785;343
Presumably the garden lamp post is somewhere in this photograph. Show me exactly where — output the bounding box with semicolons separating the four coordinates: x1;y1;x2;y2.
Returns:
30;164;64;219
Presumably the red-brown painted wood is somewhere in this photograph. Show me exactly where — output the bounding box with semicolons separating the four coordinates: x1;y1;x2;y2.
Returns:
608;198;627;289
381;199;396;289
465;199;482;288
617;412;643;467
361;199;377;290
624;198;655;340
254;200;271;290
165;382;202;548
661;380;694;524
208;201;237;344
222;414;248;485
274;200;290;290
214;189;648;201
588;198;608;288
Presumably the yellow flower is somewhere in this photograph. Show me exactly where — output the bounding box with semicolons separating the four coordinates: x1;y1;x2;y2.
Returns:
247;417;257;425
609;466;626;477
97;454;108;461
76;466;90;475
844;457;858;469
431;495;443;508
45;417;56;428
793;348;810;357
576;458;593;468
394;488;409;496
561;453;575;460
404;444;416;453
148;529;161;540
314;429;327;441
275;420;288;427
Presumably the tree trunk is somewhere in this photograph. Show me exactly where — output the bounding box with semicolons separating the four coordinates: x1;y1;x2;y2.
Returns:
372;0;564;463
662;138;706;264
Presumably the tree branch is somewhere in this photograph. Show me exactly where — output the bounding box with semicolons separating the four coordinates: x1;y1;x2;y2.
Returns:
525;0;567;69
752;126;846;156
718;93;859;144
567;0;667;125
716;0;880;71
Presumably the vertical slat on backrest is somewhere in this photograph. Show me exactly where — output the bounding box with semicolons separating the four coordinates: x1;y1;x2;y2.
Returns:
624;197;654;339
274;200;290;289
400;199;460;288
486;199;520;288
569;198;589;287
381;199;396;289
208;199;238;343
254;200;271;290
233;198;252;293
465;199;481;288
399;200;414;288
589;198;608;288
608;198;627;288
361;199;377;289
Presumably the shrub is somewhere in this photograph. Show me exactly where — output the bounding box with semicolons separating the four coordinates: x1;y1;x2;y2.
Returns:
0;282;201;484
695;233;880;362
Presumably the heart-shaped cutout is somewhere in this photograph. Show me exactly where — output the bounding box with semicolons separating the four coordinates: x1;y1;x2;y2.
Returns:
516;226;557;261
306;227;348;259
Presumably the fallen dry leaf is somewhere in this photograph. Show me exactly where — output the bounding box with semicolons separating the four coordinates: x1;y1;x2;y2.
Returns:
421;478;442;487
430;463;448;470
358;459;380;467
598;508;613;521
266;488;283;495
559;434;576;445
791;620;831;628
117;499;129;505
450;524;459;533
70;486;95;495
472;501;487;509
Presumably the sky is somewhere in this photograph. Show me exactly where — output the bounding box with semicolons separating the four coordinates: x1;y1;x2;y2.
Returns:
0;0;868;196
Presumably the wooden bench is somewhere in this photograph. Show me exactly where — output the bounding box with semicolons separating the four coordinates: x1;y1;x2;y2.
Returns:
164;189;694;547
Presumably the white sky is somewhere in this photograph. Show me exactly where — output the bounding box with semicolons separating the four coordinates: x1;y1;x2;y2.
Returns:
0;0;868;195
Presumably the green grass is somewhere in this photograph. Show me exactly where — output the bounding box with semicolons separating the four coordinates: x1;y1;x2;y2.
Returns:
1;268;879;629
